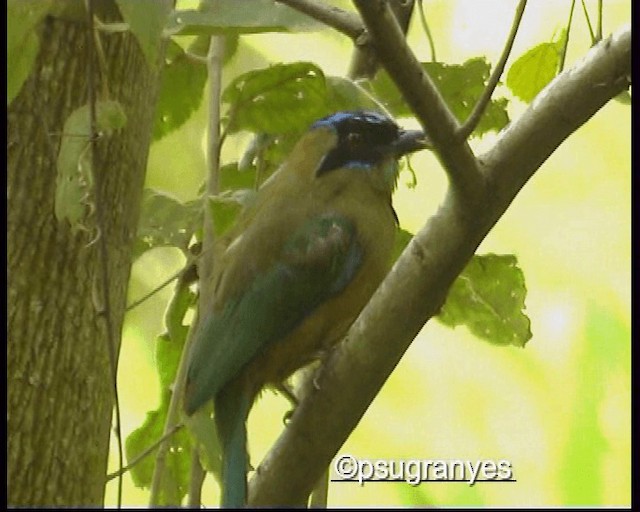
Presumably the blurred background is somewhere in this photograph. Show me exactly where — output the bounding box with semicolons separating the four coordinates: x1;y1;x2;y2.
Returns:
106;0;630;506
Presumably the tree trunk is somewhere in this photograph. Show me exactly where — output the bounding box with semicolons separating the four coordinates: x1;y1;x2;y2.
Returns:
8;7;163;506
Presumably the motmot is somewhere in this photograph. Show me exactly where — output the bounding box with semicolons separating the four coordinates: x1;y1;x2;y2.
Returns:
183;110;427;507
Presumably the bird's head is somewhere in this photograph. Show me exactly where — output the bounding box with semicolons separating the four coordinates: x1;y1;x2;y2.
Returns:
296;110;428;192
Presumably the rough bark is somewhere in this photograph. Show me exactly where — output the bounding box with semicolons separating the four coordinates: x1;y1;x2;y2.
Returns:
8;8;163;506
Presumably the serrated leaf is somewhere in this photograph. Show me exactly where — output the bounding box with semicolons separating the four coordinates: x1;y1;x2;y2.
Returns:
153;39;208;141
506;29;567;103
222;62;328;134
115;0;173;67
125;396;192;505
370;58;509;136
126;326;193;504
166;0;323;36
55;101;127;231
7;0;52;105
134;189;202;259
438;254;532;347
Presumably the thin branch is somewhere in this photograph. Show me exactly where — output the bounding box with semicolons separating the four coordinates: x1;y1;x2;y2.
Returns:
106;423;183;481
148;34;226;506
596;0;603;41
417;0;437;62
247;25;630;507
455;0;527;141
86;0;123;506
352;0;483;205
558;0;576;74
275;0;365;40
580;0;596;44
186;34;226;507
126;259;195;312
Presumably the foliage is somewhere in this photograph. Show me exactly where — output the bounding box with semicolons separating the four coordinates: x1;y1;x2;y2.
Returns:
7;0;627;507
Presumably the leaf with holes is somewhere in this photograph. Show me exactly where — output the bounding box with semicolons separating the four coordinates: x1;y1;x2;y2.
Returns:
153;39;208;141
222;62;329;134
437;254;532;347
134;189;202;259
370;58;509;137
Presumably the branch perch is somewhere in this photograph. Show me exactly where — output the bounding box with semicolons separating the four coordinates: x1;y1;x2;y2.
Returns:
247;24;630;507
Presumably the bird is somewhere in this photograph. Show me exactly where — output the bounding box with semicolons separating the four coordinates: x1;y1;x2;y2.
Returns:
183;110;427;507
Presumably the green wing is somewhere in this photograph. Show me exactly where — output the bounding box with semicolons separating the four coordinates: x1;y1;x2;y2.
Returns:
184;214;362;415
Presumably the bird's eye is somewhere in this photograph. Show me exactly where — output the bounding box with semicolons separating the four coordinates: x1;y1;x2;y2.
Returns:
346;131;363;147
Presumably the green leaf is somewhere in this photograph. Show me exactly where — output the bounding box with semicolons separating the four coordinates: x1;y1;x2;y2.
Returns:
222;62;329;134
506;29;567;103
392;228;413;262
437;254;532;347
55;101;126;231
325;76;383;112
185;405;222;476
134;189;202;259
115;0;173;67
153;39;208;141
165;0;323;36
7;0;52;105
163;283;196;352
125;395;193;505
208;189;257;238
370;58;509;136
220;161;257;191
127;325;193;505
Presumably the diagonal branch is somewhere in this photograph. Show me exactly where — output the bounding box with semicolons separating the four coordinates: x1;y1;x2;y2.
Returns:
247;24;630;507
352;0;484;205
275;0;365;40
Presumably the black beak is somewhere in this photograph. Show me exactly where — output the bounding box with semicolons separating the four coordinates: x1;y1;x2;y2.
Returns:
393;129;431;157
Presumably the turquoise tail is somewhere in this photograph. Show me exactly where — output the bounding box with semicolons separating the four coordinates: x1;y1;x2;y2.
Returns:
215;384;252;508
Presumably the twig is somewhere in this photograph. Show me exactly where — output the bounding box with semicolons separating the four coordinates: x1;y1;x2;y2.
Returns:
106;423;184;481
455;0;527;141
558;0;576;74
275;0;365;40
126;260;196;312
417;0;437;62
580;0;596;44
596;0;603;41
85;0;123;507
